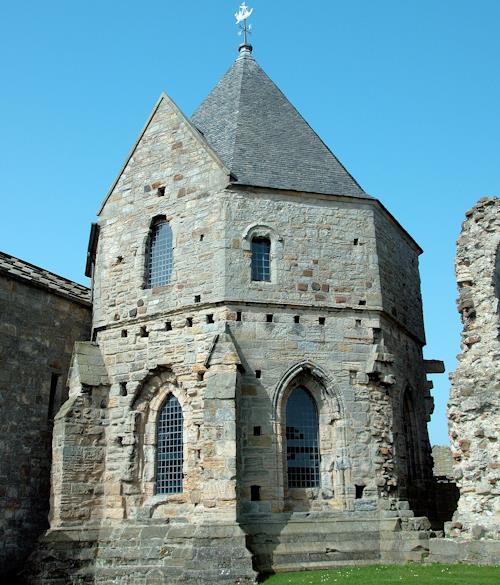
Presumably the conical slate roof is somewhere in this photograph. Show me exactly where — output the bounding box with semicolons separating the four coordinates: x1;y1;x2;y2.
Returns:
192;48;367;198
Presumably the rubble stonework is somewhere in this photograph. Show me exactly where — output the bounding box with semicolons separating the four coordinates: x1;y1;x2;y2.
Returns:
0;253;91;578
430;197;500;564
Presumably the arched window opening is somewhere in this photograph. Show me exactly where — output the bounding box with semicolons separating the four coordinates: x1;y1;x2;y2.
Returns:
251;237;271;282
286;386;320;488
156;394;183;494
147;217;173;288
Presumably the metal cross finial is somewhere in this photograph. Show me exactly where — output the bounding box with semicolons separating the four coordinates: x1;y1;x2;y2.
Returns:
235;2;253;49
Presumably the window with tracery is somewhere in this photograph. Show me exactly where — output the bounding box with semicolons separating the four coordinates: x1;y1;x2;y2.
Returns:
156;394;183;494
286;386;320;488
146;217;173;288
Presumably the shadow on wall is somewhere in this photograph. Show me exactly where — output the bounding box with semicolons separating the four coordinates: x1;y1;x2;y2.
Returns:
18;529;97;585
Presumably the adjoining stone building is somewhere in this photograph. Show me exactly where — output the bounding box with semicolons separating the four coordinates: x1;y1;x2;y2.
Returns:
430;197;500;564
24;42;449;584
0;252;91;579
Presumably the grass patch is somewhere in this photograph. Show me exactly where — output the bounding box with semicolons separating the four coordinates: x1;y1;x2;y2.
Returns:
261;564;500;584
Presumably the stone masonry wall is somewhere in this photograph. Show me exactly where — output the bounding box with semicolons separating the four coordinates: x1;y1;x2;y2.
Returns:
31;88;438;581
0;275;91;577
448;197;499;539
92;93;230;331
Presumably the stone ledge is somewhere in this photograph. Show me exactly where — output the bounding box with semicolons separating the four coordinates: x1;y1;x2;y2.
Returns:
428;538;500;565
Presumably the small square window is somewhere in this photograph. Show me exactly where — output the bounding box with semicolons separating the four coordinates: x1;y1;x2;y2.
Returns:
186;317;193;327
319;317;326;326
266;314;273;323
236;311;242;322
121;330;128;338
206;314;214;324
355;485;365;499
359;300;366;306
157;186;166;197
194;295;201;303
140;326;149;337
253;426;262;436
165;321;172;331
294;315;300;324
255;370;262;379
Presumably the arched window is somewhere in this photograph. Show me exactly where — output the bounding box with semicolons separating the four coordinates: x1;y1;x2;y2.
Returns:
251;237;271;282
286;386;320;488
156;394;183;494
146;217;173;288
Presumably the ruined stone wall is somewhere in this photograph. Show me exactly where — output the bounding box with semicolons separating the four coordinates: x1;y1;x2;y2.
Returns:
448;197;499;539
0;275;91;577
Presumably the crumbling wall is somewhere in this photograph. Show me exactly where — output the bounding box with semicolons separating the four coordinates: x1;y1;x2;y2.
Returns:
448;196;499;539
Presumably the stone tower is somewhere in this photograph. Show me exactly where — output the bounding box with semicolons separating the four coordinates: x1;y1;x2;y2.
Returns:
30;46;440;583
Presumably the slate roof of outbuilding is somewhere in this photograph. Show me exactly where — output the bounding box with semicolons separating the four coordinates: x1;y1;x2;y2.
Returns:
191;48;368;199
0;251;91;306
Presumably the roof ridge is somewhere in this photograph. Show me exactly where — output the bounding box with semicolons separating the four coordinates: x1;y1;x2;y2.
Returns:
0;250;91;306
0;251;90;291
230;53;254;179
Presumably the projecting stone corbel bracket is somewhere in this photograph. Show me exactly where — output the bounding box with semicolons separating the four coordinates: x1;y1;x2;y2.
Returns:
67;341;109;397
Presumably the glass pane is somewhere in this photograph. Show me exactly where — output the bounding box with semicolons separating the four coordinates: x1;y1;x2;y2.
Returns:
251;237;271;282
147;220;173;288
156;394;183;494
286;386;320;488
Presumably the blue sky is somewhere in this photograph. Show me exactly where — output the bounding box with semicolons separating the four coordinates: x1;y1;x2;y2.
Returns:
1;1;498;445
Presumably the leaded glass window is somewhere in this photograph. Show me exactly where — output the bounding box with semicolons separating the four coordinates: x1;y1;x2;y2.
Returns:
156;394;183;494
147;218;173;288
286;386;320;488
251;237;271;282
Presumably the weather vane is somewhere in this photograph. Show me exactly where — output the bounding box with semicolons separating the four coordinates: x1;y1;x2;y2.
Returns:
235;2;253;48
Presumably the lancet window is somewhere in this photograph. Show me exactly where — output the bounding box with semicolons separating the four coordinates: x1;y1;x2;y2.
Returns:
146;217;173;288
156;394;184;494
286;386;320;488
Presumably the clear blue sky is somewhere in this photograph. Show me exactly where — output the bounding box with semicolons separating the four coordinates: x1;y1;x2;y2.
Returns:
1;1;499;445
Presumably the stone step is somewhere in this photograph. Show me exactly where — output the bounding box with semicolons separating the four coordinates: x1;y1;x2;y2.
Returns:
245;520;381;536
267;538;379;552
270;558;384;573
